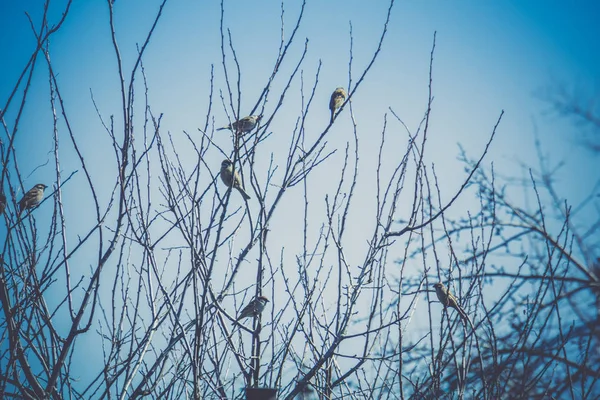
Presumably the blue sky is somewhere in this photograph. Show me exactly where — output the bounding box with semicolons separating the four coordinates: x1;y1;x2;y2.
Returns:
1;0;599;395
3;1;599;169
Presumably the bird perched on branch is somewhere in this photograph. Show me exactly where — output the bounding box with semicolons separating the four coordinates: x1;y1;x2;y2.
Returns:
0;192;6;215
217;115;262;134
237;295;269;321
220;160;251;200
329;87;347;123
433;282;470;324
18;184;48;215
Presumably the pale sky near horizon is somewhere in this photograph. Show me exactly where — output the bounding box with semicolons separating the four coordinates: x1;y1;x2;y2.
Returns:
1;0;599;393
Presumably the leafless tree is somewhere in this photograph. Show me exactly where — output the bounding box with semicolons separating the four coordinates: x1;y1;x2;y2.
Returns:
1;1;597;399
399;89;600;398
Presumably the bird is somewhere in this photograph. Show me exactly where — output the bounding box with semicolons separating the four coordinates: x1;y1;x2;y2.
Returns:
433;282;469;323
220;160;251;200
217;115;261;134
18;184;48;215
0;192;6;215
236;295;269;321
329;87;347;123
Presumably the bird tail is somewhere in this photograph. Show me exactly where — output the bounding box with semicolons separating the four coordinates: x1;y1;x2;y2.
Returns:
238;188;251;201
330;109;335;124
456;307;474;329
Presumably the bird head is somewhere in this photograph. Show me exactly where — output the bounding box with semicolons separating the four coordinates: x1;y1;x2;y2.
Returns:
433;283;444;290
35;184;48;191
257;295;269;303
334;87;347;97
221;160;232;169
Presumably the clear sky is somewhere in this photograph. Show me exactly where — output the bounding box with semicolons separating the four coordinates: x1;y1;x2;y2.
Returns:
2;0;598;199
1;0;599;395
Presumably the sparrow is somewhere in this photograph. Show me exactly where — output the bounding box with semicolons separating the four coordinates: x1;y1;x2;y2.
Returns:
433;282;469;323
217;115;261;134
220;160;251;200
237;295;269;321
0;192;6;215
18;184;48;215
329;87;347;123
